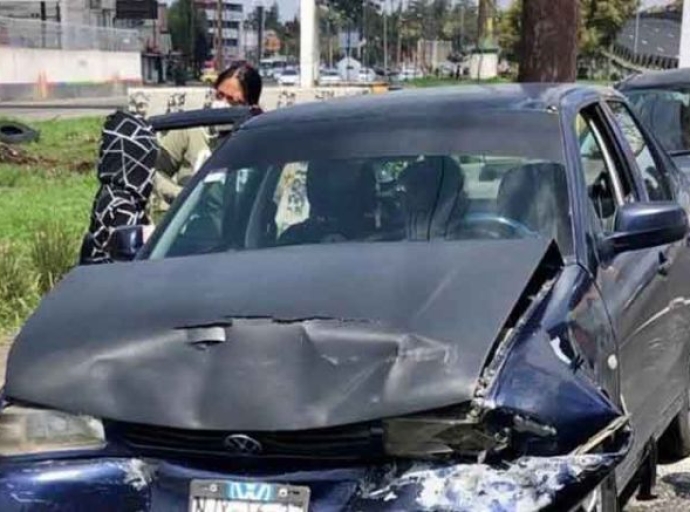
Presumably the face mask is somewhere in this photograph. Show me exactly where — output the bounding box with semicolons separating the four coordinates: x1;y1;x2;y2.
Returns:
210;99;230;109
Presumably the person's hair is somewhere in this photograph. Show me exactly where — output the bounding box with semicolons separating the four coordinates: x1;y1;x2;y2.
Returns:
214;61;263;106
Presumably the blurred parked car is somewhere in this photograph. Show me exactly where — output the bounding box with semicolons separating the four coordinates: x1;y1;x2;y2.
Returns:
319;69;341;86
277;68;300;87
617;68;690;177
358;67;377;83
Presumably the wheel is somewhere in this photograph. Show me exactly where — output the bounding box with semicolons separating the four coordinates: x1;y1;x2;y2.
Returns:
0;120;39;145
658;389;690;460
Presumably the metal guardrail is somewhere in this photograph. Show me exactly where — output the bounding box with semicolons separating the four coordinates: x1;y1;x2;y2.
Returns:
0;16;139;52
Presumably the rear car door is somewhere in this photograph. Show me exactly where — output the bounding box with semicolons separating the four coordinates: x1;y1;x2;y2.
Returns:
574;103;673;487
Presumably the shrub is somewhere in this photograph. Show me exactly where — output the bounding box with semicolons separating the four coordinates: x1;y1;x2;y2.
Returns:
28;220;80;295
0;243;38;331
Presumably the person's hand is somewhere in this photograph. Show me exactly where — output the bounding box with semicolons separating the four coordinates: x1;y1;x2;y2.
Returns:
142;224;156;243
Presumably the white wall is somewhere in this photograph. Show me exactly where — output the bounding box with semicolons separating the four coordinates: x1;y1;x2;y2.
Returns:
0;47;141;85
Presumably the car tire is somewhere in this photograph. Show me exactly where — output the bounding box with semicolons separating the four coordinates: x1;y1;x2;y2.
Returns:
658;390;690;460
0;120;39;145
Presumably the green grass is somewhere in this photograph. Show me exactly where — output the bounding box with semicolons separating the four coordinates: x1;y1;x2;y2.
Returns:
406;76;514;88
0;116;102;334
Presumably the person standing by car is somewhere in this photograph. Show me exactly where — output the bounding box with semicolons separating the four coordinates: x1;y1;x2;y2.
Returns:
151;61;263;219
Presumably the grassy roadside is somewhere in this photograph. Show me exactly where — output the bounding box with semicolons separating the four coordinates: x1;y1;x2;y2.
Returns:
0;116;102;334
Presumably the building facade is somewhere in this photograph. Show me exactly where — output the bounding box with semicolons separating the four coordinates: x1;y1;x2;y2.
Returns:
194;0;244;64
0;1;60;20
0;0;116;24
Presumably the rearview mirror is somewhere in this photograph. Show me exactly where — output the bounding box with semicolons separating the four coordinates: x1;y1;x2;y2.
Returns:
108;225;145;262
604;202;688;256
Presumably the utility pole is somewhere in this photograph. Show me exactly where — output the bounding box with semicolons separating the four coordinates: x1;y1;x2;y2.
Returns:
633;0;640;57
300;0;318;87
680;0;690;67
40;1;46;48
257;4;265;63
383;0;388;73
459;2;464;52
362;0;367;66
396;0;402;68
215;0;224;69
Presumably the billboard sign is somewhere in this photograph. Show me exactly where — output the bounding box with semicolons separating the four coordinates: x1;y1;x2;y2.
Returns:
116;0;158;20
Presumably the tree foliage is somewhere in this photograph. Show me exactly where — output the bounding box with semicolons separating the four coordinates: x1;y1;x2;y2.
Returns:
498;0;638;60
168;0;209;71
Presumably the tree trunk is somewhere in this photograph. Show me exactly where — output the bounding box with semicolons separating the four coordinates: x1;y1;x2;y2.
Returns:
477;0;493;46
518;0;579;82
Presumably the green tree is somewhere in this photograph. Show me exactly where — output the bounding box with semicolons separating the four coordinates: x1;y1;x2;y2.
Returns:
497;0;521;60
168;0;209;73
498;0;637;61
443;0;478;51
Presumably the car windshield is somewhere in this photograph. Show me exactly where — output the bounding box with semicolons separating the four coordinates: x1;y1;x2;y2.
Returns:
146;110;572;259
625;87;690;153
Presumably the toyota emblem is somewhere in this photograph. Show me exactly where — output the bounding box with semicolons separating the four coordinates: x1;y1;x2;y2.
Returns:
223;434;263;455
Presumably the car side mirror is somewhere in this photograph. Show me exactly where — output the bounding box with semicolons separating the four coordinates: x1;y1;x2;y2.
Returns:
603;202;688;256
109;225;145;262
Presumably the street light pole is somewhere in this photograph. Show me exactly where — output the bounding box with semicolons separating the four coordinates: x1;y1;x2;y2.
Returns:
633;0;640;57
383;0;388;73
216;0;224;70
681;0;690;67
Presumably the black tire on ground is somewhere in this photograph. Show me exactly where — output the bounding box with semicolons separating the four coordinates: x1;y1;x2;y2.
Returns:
0;121;40;145
658;390;690;460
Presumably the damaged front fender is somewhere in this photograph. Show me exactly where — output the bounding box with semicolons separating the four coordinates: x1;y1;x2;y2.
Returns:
353;450;628;512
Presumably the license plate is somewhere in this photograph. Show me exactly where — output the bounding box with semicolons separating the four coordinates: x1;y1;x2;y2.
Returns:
189;480;310;512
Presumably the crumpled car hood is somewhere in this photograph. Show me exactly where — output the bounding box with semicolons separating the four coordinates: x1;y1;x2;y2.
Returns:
7;239;554;430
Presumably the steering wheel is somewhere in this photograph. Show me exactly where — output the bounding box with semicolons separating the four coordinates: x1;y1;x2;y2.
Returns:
461;212;538;239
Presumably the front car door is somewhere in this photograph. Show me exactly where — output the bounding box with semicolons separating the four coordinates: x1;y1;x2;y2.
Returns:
603;99;690;432
572;102;674;490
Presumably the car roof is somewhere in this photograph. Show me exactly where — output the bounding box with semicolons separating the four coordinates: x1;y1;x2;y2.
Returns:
617;68;690;90
242;83;617;131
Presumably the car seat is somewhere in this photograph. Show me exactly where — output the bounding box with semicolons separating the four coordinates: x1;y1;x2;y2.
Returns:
496;162;570;247
398;156;467;240
278;160;377;245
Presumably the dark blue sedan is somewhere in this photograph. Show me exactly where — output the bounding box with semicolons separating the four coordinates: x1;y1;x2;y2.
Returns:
2;84;690;512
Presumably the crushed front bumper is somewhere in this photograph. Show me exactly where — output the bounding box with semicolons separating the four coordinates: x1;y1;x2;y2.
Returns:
0;452;623;512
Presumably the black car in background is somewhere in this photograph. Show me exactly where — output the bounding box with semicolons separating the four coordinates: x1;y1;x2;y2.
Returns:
1;85;690;512
617;68;690;176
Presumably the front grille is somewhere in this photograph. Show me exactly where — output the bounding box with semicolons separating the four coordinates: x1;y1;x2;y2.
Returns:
107;421;385;461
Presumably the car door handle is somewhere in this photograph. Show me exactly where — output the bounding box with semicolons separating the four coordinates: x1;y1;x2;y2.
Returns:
658;251;672;276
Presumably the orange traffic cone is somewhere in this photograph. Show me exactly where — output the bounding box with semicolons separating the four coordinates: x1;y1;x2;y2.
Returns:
37;71;48;100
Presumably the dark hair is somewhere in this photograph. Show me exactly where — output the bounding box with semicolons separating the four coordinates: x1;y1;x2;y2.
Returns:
214;61;263;106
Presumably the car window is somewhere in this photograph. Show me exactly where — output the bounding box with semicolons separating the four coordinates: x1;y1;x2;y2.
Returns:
607;101;674;201
576;111;629;233
148;153;573;259
625;88;690;153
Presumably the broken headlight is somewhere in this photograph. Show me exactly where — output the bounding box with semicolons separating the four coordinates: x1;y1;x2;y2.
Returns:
383;414;507;459
0;405;105;456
